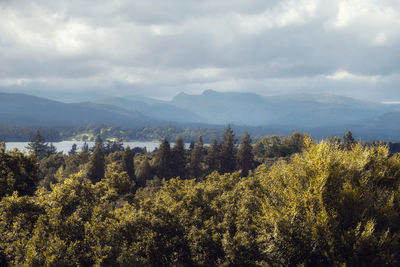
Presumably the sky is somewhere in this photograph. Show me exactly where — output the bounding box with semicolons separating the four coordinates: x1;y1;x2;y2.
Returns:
1;0;400;102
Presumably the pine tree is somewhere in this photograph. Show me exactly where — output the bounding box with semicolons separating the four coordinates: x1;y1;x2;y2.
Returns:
82;142;89;153
122;146;135;181
86;144;105;184
69;144;78;155
206;138;220;174
220;126;237;174
190;135;204;178
153;138;172;179
26;130;55;159
136;158;153;187
237;132;254;176
171;136;186;178
342;130;355;150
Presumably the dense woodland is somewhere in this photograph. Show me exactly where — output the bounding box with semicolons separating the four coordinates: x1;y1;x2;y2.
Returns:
1;128;400;266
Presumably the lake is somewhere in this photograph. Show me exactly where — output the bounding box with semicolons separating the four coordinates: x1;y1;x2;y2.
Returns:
5;141;163;154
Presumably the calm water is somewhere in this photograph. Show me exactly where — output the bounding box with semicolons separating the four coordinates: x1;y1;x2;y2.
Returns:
5;141;163;154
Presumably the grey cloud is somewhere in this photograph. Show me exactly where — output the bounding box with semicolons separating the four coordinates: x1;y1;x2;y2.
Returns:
0;0;399;102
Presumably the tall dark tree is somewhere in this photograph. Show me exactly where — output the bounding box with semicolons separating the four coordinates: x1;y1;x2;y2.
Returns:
136;158;153;187
69;144;78;156
206;138;220;174
342;130;355;150
91;135;104;152
189;141;195;151
171;136;186;178
236;132;254;176
153;138;172;179
122;146;135;181
81;142;89;153
190;135;204;178
220;126;236;174
86;144;105;184
26;130;54;159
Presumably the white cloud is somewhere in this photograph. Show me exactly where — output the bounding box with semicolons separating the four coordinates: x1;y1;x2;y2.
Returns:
329;0;400;46
237;0;318;34
326;70;381;82
0;0;399;101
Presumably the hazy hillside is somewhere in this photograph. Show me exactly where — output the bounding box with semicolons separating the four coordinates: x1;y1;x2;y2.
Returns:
97;97;205;123
2;90;400;141
171;90;397;127
0;92;164;127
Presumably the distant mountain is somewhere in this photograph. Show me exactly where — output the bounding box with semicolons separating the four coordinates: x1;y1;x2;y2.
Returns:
97;97;205;123
2;90;400;142
0;92;164;127
170;90;397;127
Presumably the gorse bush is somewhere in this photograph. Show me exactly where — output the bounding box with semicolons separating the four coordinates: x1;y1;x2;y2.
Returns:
1;138;400;266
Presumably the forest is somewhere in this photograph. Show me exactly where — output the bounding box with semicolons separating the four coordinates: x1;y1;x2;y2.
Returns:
1;128;400;266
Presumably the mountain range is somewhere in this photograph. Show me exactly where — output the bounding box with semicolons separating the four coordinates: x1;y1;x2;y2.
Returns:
1;90;400;141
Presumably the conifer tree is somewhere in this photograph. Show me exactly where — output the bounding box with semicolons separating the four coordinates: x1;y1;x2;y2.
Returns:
171;136;186;178
153;138;172;179
122;146;135;181
206;138;220;174
342;130;355;150
69;144;78;155
86;144;105;184
26;130;52;159
220;126;236;174
81;142;89;153
136;158;153;187
236;132;254;176
190;135;204;178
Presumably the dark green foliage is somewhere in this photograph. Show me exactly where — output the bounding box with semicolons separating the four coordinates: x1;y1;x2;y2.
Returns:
219;126;236;174
135;158;153;187
86;145;105;184
39;153;65;189
171;136;186;178
236;132;254;176
0;143;39;198
153;138;172;179
81;141;89;152
26;130;56;159
105;139;124;154
189;135;204;178
205;138;220;174
69;143;78;155
122;146;135;181
342;130;355;149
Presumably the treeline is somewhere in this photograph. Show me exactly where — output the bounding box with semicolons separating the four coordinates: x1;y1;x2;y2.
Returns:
0;123;226;143
1;129;400;265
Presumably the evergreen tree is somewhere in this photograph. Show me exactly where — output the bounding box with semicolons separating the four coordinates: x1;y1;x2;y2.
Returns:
190;135;204;178
153;138;172;179
220;126;236;174
189;141;195;151
171;136;186;178
86;144;105;184
26;130;55;159
205;138;220;174
136;158;153;187
236;132;254;176
122;146;135;181
81;142;89;153
69;143;78;155
342;130;355;150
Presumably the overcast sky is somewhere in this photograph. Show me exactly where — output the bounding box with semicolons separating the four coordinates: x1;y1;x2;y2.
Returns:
1;0;400;102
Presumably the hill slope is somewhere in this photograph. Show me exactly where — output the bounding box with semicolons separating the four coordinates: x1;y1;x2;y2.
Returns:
0;92;163;127
170;90;397;127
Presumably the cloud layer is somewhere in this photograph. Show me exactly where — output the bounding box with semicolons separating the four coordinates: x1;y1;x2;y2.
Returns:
1;0;399;101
